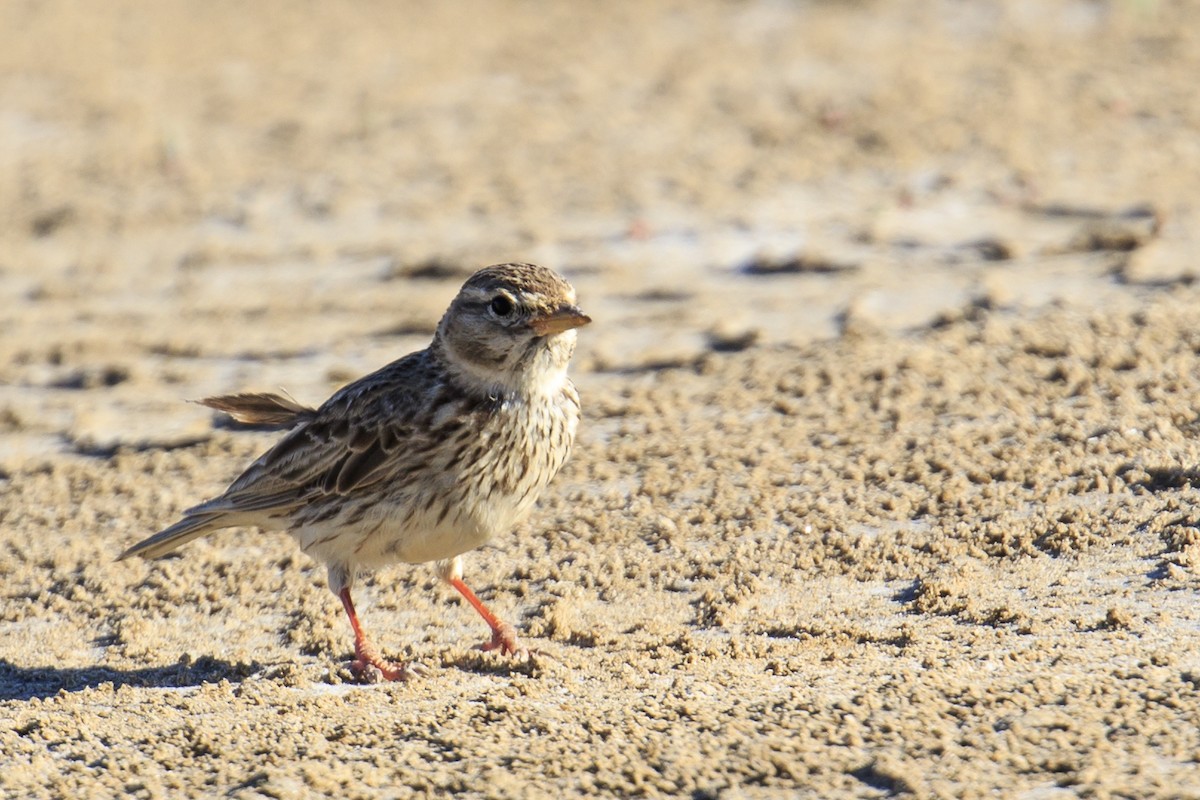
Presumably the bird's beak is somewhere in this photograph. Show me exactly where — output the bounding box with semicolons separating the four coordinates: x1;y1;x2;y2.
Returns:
529;305;592;336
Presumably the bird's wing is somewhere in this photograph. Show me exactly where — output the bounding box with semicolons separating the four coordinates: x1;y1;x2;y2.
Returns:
190;352;454;519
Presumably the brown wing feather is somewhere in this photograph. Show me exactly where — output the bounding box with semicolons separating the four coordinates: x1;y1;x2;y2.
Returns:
331;440;392;494
187;350;445;520
198;392;317;427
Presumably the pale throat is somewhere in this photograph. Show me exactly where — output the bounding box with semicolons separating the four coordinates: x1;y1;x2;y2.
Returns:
446;332;575;400
520;358;570;397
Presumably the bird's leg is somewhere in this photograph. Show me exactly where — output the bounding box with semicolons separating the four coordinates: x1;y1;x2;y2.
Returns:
449;578;524;655
337;586;415;681
439;556;525;656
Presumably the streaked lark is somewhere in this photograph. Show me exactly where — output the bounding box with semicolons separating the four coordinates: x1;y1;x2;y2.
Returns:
119;263;590;681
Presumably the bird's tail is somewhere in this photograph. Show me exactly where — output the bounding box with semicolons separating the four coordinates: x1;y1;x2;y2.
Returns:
197;392;316;429
117;513;228;561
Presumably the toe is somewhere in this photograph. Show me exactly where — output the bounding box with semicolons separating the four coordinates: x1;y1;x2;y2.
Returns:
479;623;537;658
349;657;423;683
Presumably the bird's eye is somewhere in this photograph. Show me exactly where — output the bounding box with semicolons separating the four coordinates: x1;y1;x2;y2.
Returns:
489;295;515;317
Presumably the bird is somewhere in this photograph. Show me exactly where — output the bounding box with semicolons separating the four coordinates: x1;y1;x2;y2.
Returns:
118;263;590;681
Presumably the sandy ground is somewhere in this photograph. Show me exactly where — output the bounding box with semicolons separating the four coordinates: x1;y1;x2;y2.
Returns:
4;1;1200;797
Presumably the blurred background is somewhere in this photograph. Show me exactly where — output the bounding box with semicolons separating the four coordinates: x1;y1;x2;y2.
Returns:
1;0;1196;459
8;5;1200;795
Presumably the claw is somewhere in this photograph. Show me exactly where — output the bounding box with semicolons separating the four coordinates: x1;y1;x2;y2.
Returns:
447;576;537;659
339;586;422;683
480;621;524;656
349;656;425;683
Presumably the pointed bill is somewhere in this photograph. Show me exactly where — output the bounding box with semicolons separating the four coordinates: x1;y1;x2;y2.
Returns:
529;306;592;336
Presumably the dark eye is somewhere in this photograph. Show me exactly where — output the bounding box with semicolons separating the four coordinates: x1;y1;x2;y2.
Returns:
489;295;515;317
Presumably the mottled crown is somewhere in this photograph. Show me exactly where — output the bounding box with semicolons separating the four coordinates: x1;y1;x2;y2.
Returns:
457;263;578;312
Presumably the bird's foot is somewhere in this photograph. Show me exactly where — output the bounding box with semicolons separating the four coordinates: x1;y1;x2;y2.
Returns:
338;586;426;682
480;621;532;659
349;658;425;683
350;640;425;683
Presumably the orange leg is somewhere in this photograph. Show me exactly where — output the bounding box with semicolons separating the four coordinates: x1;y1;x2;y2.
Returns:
338;587;414;681
447;577;524;656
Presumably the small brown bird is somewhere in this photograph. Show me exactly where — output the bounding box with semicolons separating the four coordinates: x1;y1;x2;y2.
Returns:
119;263;590;681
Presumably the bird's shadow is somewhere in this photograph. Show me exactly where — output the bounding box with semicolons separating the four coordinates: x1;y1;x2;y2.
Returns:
0;656;261;702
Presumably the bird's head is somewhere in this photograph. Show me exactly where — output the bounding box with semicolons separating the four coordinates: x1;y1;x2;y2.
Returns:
435;263;590;397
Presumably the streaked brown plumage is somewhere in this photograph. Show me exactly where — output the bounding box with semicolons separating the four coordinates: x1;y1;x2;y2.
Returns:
119;263;590;681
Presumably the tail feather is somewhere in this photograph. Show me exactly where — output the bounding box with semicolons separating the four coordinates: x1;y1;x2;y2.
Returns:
197;392;316;428
119;391;309;562
117;513;227;561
